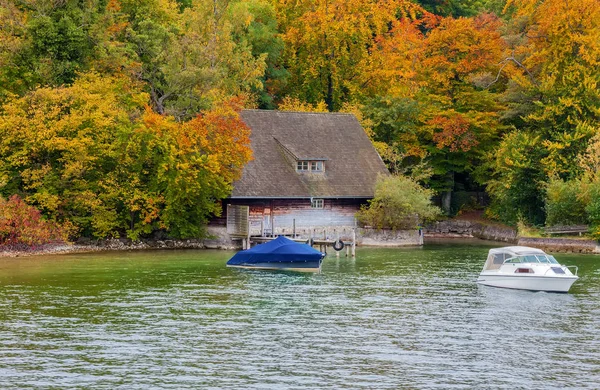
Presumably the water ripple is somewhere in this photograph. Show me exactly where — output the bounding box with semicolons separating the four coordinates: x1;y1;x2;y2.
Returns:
0;245;599;389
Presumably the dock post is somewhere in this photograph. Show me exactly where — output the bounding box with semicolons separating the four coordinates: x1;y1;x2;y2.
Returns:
323;229;327;255
352;229;356;257
293;219;296;238
335;230;340;258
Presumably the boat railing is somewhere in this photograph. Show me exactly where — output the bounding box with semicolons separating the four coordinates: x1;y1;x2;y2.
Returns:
565;265;579;276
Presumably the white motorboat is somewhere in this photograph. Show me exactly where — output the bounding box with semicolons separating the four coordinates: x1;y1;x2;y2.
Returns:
477;246;578;293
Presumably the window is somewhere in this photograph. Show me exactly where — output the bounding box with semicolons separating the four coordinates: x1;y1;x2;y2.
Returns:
536;255;550;264
311;199;324;209
523;255;539;263
493;253;507;264
515;268;534;274
297;160;324;172
297;161;309;171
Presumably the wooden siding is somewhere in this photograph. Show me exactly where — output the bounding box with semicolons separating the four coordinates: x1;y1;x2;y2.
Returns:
225;199;365;231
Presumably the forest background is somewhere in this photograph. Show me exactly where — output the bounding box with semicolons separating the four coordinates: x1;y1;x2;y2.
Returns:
0;0;599;246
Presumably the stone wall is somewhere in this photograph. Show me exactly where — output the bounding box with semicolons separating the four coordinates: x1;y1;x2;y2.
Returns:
202;226;240;250
518;237;600;254
357;228;422;247
204;226;423;249
424;220;517;243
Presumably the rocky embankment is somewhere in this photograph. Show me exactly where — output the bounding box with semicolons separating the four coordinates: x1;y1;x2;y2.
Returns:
0;225;242;258
0;238;210;258
424;219;600;253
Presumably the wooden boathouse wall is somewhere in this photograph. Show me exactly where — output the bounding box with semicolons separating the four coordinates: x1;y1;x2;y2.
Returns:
222;198;366;233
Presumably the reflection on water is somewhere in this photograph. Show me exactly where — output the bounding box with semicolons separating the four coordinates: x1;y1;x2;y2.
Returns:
0;243;599;389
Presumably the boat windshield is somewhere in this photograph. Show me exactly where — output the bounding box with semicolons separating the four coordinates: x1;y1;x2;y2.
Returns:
504;255;559;264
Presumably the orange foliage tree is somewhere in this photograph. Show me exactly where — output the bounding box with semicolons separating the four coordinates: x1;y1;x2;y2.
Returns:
0;195;69;249
411;15;505;211
363;13;507;212
126;100;252;238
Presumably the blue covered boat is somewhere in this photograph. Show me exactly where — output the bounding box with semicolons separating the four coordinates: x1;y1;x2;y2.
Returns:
226;236;325;272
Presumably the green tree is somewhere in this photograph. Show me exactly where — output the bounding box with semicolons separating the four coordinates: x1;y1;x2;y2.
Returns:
485;131;546;225
544;177;587;227
124;0;269;119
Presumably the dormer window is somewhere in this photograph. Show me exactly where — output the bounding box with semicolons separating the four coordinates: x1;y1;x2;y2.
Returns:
310;161;323;172
297;160;324;173
297;161;309;171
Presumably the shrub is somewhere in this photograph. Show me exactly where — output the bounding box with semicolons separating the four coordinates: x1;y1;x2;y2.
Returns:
544;177;587;226
356;175;441;230
585;179;600;239
0;195;69;249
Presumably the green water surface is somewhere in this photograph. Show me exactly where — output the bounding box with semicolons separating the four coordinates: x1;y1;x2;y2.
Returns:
1;241;599;389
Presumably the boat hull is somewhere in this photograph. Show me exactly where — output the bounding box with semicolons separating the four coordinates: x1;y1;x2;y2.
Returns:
477;274;578;293
226;260;323;273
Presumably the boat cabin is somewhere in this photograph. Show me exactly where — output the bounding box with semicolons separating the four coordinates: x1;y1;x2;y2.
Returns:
482;246;558;271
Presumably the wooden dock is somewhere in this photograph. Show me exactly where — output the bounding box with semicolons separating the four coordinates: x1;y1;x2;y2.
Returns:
248;233;356;257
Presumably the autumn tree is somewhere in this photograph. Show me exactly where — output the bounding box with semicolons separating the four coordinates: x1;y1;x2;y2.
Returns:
418;15;507;213
486;0;600;224
0;72;252;239
121;0;271;119
123;101;252;239
274;0;425;111
361;14;507;213
277;96;328;112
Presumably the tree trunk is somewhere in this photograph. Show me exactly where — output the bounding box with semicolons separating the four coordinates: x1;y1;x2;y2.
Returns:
441;171;455;214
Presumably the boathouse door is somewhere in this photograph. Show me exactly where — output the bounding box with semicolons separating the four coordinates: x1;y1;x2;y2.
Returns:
263;207;272;236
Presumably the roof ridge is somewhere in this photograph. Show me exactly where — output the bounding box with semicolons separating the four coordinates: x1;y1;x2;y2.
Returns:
241;109;354;117
273;137;299;160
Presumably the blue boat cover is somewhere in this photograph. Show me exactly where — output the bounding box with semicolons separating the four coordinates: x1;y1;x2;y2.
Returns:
226;236;324;265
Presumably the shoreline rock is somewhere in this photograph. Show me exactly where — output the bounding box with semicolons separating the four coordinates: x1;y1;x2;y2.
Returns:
0;238;213;258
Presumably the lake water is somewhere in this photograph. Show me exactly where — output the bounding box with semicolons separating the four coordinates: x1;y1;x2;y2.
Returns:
1;240;599;389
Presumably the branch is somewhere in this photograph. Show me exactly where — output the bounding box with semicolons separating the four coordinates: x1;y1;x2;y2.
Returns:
486;54;538;88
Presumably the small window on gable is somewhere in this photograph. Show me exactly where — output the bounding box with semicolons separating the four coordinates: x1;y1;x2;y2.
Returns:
310;161;323;172
311;199;324;209
297;161;309;171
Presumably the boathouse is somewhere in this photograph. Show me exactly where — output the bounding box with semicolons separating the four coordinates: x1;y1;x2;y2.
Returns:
223;109;389;238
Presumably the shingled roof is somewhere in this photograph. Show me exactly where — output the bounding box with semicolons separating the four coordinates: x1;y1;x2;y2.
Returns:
231;110;389;198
